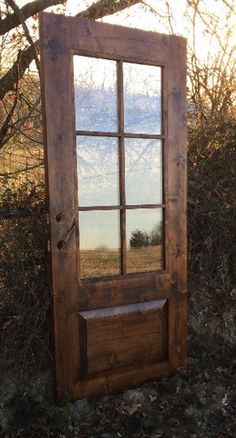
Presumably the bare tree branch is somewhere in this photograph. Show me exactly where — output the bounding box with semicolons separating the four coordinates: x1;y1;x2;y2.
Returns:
0;94;41;149
0;162;43;178
0;0;143;102
165;0;174;34
222;0;235;13
6;0;41;74
76;0;141;20
0;79;19;144
0;41;38;101
0;0;65;35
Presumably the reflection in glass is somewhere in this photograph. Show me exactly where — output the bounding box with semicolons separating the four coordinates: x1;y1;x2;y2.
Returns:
125;139;162;204
77;136;119;206
74;56;117;132
124;62;162;134
79;211;120;278
126;209;163;272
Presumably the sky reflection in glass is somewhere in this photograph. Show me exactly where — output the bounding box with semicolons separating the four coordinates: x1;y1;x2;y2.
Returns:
124;62;162;134
74;56;117;132
125;138;162;204
77;136;119;206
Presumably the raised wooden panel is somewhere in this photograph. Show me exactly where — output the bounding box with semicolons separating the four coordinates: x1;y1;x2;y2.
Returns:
79;300;168;377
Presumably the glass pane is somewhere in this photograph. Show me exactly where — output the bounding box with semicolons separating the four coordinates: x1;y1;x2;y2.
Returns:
79;211;120;278
126;209;163;273
125;138;162;204
124;62;162;134
74;56;117;132
77;136;119;206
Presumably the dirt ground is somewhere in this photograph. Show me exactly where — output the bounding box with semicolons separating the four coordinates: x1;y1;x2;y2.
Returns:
1;353;235;438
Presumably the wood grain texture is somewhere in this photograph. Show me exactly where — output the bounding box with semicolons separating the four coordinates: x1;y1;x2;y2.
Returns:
78;204;165;211
40;12;186;65
76;130;165;139
79;273;171;310
40;14;80;405
79;300;167;376
166;33;187;368
75;361;175;399
40;12;187;403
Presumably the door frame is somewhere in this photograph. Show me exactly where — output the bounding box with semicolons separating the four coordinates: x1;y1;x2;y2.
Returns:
40;12;187;405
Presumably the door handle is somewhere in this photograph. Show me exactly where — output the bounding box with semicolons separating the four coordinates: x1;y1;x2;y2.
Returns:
64;219;77;244
57;219;77;250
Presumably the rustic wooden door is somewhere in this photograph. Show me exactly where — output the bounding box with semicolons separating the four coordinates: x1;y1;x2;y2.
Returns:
40;12;187;405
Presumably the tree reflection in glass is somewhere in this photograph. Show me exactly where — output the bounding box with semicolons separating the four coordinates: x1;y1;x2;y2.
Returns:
125;138;162;204
126;209;163;273
77;136;119;206
74;56;117;132
124;62;162;134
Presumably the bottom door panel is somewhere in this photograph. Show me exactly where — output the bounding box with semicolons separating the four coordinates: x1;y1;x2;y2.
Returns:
79;299;168;378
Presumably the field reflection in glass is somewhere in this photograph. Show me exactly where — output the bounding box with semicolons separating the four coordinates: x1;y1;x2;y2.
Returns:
127;209;163;273
79;211;120;278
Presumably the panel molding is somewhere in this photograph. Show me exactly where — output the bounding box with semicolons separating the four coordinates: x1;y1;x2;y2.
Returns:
79;300;168;378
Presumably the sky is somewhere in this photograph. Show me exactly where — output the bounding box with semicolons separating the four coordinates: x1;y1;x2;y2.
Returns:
65;0;235;61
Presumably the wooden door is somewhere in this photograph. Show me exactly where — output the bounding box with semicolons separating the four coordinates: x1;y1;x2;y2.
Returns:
40;12;187;405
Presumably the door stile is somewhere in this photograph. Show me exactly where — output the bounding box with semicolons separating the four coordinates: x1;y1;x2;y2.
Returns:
167;38;187;369
40;17;80;404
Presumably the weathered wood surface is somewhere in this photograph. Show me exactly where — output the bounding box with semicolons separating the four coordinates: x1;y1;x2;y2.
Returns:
40;12;187;404
40;16;80;405
79;300;168;376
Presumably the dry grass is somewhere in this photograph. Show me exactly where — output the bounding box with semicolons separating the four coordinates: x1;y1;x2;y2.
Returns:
127;245;163;273
81;249;119;277
80;245;163;278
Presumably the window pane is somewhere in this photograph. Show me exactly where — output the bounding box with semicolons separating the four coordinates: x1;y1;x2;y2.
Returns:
77;136;119;206
79;211;120;278
125;138;162;204
126;209;163;273
74;56;117;132
124;62;162;134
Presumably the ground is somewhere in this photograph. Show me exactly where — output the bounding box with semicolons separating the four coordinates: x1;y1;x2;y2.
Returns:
1;354;235;437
